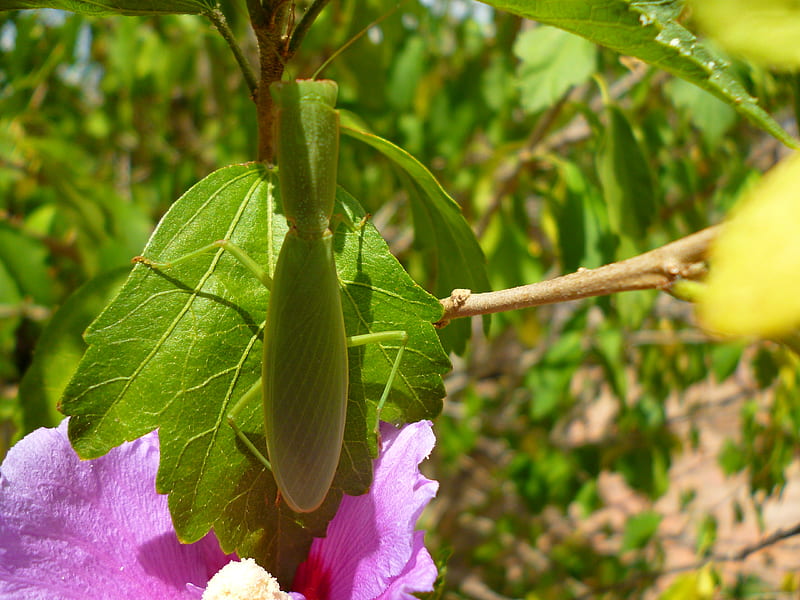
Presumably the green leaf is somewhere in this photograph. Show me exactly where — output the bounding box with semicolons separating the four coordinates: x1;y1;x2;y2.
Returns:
709;342;744;382
0;0;213;14
696;514;717;557
525;329;583;420
479;0;799;148
341;116;490;353
0;222;55;306
659;565;718;600
0;257;21;306
593;326;628;401
596;105;657;251
665;76;736;147
551;159;614;272
621;510;662;551
18;267;129;435
514;25;596;114
387;36;427;112
60;163;449;584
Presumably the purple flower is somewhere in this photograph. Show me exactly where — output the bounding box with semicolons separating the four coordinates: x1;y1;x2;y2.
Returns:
0;420;232;599
293;422;439;600
0;420;438;599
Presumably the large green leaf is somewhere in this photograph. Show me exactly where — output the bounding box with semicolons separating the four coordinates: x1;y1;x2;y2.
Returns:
60;163;449;585
479;0;799;148
0;0;213;14
341;116;490;353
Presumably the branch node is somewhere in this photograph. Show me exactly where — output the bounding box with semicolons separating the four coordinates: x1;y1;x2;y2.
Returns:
451;289;472;307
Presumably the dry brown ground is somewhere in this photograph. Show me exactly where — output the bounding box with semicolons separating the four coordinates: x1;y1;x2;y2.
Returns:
585;374;800;597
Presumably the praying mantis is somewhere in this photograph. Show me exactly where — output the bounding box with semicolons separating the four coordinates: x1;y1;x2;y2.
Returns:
135;78;408;513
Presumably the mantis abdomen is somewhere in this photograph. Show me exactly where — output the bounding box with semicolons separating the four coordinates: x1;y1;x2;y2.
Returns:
262;230;348;512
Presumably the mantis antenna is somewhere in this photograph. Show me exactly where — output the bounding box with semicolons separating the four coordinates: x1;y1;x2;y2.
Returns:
312;1;407;79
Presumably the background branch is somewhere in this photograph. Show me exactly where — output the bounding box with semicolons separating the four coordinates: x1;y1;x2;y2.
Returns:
723;521;800;562
206;7;258;96
437;226;718;325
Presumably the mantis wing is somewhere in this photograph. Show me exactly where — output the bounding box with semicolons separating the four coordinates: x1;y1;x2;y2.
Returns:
262;230;348;513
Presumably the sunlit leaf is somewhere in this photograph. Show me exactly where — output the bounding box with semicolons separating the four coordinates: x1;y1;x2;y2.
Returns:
514;25;596;114
479;0;799;148
659;564;718;600
689;0;800;69
699;153;800;338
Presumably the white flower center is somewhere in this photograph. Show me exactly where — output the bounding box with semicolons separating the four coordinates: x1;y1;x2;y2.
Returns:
201;558;290;600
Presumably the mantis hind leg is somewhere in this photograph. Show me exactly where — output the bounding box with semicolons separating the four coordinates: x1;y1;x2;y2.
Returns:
347;330;409;433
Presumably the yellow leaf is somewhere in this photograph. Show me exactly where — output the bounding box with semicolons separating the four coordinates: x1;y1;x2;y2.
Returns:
689;0;800;69
659;564;717;600
699;153;800;338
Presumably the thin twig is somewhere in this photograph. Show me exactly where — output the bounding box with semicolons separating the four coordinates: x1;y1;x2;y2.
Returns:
288;0;331;58
312;2;406;79
474;64;655;240
436;226;718;326
723;521;800;561
474;90;572;239
206;6;258;96
0;302;51;321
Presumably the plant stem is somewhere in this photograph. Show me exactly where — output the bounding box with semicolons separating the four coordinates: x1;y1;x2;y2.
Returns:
206;6;258;96
246;0;268;28
246;0;293;162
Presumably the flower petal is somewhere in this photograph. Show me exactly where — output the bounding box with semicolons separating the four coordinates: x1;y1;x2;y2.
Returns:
293;421;438;600
0;420;232;599
376;530;437;600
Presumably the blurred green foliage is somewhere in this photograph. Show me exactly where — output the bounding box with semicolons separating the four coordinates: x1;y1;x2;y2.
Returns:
2;1;800;598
